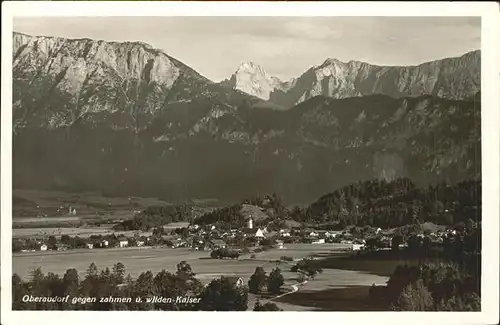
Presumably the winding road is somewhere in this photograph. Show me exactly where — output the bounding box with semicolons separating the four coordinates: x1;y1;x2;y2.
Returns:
268;280;308;301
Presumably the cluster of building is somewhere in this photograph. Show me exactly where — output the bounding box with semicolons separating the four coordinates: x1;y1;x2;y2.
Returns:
20;209;464;255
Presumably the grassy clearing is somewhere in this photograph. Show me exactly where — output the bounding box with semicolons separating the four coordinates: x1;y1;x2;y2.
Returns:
13;247;276;281
162;222;190;229
13;243;392;311
12;189;171;221
12;227;112;238
316;250;441;277
12;244;387;283
275;285;391;311
318;258;411;277
12;227;152;239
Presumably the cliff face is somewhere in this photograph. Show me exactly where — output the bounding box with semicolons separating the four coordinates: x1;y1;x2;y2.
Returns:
13;31;248;131
223;51;480;106
220;62;294;100
12;32;481;203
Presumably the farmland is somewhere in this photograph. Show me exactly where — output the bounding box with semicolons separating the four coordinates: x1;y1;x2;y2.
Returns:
12;222;190;239
13;244;388;285
12;243;390;311
12;188;203;238
12;189;209;228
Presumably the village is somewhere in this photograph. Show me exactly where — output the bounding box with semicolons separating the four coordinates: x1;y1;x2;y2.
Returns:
13;202;460;258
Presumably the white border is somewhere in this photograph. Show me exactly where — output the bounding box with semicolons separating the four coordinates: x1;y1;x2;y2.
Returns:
1;2;499;325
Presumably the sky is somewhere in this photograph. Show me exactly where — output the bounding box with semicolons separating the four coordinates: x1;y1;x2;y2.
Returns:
13;17;481;82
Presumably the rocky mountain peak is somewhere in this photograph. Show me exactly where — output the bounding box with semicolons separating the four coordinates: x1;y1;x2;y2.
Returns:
280;51;480;106
12;32;228;130
12;33;481;204
236;61;269;75
319;57;344;67
221;61;289;100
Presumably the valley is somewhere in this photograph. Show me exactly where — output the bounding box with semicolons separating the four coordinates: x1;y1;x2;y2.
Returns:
10;27;482;312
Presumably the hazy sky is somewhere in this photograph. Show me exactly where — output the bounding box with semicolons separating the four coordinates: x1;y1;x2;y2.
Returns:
13;17;481;81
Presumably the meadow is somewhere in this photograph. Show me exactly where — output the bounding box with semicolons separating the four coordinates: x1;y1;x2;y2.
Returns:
12;189;175;228
13;244;388;286
13;242;390;311
12;223;189;239
12;189;193;239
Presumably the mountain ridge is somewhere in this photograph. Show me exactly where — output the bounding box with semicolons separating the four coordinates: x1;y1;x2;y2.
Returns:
12;32;481;203
223;50;480;106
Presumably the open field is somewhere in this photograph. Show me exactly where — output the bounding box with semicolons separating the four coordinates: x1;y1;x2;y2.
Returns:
13;243;391;311
12;227;156;239
316;250;436;277
13;244;388;283
162;222;190;229
252;243;352;261
12;221;190;239
14;189;171;212
249;296;320;311
12;189;174;227
275;285;391;311
13;227;113;238
13;246;278;281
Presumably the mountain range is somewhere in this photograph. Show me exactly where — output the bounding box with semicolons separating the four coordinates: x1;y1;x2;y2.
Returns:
221;51;480;107
12;32;481;203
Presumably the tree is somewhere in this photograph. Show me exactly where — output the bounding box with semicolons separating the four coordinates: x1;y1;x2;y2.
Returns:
260;238;274;247
86;262;98;278
44;272;65;309
29;267;46;296
12;239;24;252
62;268;79;296
152;226;165;236
176;261;195;278
175;261;202;295
465;218;477;234
153;270;189;310
297;273;307;283
112;262;126;284
267;268;284;295
210;250;220;259
454;221;466;234
291;258;323;279
47;235;57;250
437;293;480;311
406;234;421;253
421;236;431;255
248;267;267;294
12;274;29;310
253;300;282;311
393;279;434;311
365;237;380;251
391;235;403;251
133;271;155;310
198;277;248;311
61;234;71;245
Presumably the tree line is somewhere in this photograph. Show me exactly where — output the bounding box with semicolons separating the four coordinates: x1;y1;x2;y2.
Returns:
109;178;481;232
297;178;480;228
13;261;282;311
248;266;285;295
191;179;481;230
369;223;481;311
113;205;192;231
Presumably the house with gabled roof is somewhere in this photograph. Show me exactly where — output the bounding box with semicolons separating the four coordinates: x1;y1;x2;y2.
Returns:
117;236;129;248
255;228;265;238
222;276;244;288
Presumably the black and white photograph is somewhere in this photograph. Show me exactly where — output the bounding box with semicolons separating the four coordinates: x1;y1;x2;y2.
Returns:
1;1;499;324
